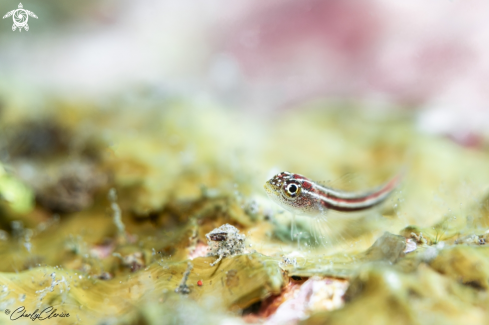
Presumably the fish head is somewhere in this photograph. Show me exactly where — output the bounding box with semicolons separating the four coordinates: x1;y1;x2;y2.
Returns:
264;171;318;215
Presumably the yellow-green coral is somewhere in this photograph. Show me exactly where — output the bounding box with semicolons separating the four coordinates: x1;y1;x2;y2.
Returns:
1;99;489;324
0;164;34;216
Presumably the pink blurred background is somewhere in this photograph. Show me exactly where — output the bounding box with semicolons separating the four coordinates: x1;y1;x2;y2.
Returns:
1;0;489;141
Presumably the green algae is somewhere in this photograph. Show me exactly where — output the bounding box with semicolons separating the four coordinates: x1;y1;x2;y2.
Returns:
1;99;489;324
0;164;34;218
430;245;489;290
303;264;489;325
0;254;285;324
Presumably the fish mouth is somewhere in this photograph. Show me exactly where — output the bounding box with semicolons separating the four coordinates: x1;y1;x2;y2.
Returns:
264;182;286;210
264;182;281;200
264;182;275;196
264;182;272;194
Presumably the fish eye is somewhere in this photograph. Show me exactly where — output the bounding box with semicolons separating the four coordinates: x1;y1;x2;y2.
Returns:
284;183;301;198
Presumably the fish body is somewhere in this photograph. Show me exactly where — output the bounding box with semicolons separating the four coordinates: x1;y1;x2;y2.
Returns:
264;171;400;216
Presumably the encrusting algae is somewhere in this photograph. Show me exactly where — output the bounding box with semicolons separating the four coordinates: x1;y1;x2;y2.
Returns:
1;97;489;324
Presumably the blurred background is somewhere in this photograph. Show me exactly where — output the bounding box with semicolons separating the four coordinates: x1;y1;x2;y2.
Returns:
2;1;489;324
1;0;489;139
1;0;489;265
1;0;489;256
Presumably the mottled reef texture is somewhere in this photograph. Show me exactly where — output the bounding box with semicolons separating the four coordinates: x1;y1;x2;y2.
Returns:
1;98;489;325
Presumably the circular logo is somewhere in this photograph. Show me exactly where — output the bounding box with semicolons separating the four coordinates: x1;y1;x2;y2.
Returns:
14;10;28;27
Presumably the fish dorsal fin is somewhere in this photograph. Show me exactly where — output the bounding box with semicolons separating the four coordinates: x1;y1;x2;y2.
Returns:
315;173;365;192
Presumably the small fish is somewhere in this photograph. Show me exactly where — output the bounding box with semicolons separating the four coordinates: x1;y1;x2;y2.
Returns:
264;171;401;216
